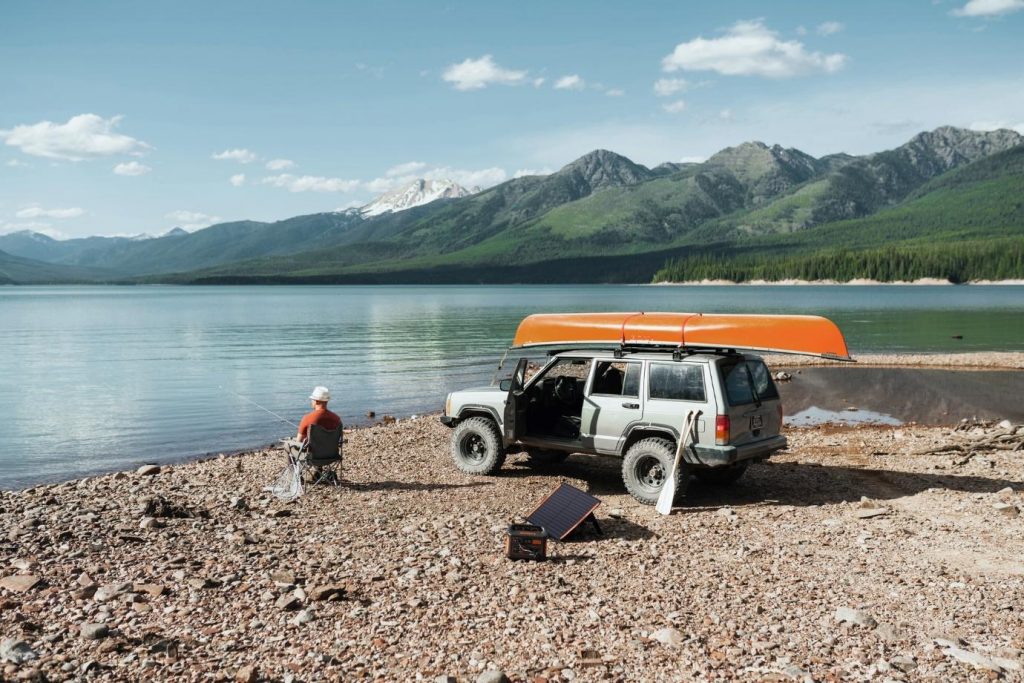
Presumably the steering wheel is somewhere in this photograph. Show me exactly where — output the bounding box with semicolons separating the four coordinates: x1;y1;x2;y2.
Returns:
553;376;577;405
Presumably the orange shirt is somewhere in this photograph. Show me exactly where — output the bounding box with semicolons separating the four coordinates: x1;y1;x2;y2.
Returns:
298;406;341;440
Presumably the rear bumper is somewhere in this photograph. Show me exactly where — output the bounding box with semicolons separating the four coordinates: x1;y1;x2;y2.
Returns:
439;415;457;427
690;435;787;467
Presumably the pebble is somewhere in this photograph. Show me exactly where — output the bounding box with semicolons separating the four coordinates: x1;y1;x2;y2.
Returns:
235;664;258;682
80;623;109;640
476;671;511;683
993;502;1018;517
648;627;684;646
834;607;878;628
137;464;161;476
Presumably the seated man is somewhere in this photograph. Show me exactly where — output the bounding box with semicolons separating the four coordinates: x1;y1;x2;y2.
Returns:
282;385;342;465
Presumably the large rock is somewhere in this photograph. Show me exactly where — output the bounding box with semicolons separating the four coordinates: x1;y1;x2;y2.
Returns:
476;671;511;683
0;574;40;593
834;607;877;628
648;627;684;646
0;639;37;664
94;582;132;602
137;464;161;476
80;623;109;640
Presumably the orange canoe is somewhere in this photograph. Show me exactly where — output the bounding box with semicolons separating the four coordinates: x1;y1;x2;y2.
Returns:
511;312;853;361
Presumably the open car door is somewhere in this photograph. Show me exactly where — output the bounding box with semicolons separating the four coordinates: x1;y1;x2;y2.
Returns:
503;357;530;443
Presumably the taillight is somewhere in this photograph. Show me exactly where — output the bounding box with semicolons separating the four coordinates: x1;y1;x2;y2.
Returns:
715;415;730;445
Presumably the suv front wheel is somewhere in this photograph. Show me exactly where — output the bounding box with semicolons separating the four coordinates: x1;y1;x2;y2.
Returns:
622;438;688;506
450;417;506;475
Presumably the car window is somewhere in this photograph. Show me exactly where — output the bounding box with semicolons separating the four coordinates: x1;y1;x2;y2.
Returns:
539;357;592;383
648;363;705;401
591;361;641;397
720;358;778;405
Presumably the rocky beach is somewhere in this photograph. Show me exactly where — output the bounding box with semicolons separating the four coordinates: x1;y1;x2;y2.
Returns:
2;406;1023;682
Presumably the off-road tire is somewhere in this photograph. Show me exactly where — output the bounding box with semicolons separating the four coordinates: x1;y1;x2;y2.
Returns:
622;437;688;506
524;448;570;468
694;462;749;486
450;417;506;475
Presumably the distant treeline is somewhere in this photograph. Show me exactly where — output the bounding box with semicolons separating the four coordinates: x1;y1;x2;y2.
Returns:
653;239;1024;283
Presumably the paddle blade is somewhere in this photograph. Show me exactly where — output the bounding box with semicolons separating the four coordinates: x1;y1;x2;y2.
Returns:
655;467;677;515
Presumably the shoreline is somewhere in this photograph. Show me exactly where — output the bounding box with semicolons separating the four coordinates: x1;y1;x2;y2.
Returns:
3;353;1023;491
654;278;1024;286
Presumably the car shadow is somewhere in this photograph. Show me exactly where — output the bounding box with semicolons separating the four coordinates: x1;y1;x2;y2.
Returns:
340;480;495;493
501;454;1023;509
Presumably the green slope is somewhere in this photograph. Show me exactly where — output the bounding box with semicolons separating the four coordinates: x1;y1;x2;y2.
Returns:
0;250;118;284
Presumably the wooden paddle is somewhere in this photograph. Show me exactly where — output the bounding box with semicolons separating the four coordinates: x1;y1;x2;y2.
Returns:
656;410;700;515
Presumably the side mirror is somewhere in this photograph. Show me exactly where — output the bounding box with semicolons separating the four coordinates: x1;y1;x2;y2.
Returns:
499;379;513;391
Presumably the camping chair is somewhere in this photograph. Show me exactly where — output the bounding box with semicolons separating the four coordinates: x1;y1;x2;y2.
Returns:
266;424;343;502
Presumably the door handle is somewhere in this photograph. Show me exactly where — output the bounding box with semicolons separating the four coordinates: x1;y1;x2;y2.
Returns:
622;402;640;409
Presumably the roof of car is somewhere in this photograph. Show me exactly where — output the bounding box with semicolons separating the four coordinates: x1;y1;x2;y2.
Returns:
552;348;753;362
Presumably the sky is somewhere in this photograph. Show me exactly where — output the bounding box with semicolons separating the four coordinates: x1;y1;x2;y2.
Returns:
1;0;1023;238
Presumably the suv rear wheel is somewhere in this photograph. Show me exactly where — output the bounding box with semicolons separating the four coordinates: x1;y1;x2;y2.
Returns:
451;417;505;475
694;462;749;485
622;438;688;506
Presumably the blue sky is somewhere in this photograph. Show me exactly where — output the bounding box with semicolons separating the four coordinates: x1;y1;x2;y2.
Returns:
2;0;1023;238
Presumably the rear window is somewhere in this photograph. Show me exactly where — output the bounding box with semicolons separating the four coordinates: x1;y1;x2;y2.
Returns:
719;359;779;406
648;363;706;401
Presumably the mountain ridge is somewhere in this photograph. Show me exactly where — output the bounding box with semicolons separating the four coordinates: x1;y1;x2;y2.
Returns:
1;125;1021;284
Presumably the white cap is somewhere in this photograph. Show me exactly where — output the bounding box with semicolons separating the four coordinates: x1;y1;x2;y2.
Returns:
309;386;331;402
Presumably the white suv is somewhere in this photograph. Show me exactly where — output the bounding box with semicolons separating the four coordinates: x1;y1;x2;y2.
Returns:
441;348;786;506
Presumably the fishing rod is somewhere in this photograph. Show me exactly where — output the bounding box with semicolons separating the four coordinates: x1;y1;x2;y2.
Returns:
219;386;299;428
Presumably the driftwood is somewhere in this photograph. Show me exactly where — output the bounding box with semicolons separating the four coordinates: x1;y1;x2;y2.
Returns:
913;420;1024;464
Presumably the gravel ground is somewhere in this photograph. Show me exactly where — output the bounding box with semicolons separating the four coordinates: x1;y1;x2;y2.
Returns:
2;418;1023;682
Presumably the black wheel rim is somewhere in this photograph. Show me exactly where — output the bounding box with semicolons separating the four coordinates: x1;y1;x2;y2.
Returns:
635;455;666;491
459;433;487;464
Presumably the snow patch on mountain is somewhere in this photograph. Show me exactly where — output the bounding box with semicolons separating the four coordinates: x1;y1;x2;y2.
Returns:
361;179;475;217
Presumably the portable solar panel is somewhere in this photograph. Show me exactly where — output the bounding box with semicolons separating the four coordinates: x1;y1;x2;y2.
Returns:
527;482;602;540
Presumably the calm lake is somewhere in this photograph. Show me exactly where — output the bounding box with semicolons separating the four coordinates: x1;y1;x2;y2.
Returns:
2;284;1023;489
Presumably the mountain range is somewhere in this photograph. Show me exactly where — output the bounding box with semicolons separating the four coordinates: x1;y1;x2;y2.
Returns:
1;125;1022;285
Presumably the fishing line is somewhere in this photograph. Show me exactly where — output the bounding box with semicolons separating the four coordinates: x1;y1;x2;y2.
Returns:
219;386;299;428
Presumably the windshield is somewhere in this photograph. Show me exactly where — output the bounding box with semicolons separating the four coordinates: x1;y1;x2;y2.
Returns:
491;350;554;387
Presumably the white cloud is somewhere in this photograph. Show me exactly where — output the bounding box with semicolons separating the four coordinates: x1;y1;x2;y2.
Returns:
265;158;295;170
661;19;847;78
795;25;808;36
816;21;844;35
113;161;151;176
442;55;528;90
165;210;222;230
533;77;546;88
5;159;28;168
0;114;150;161
719;108;735;120
653;78;688;97
16;206;85;219
605;89;625;97
212;148;258;164
260;173;361;193
662;100;687;114
423;166;506;189
953;0;1024;15
230;173;246;187
680;156;706;163
513;168;553;178
554;74;585;91
969;120;1024;134
335;200;366;211
385;161;427;177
